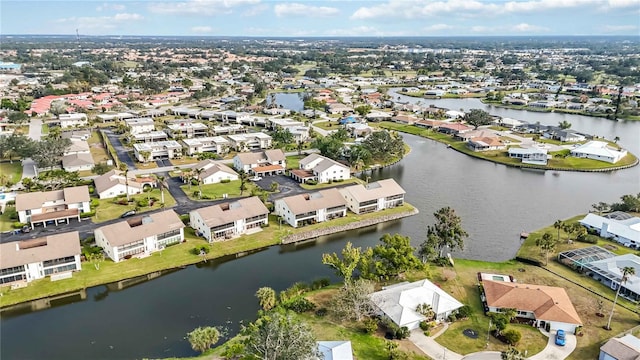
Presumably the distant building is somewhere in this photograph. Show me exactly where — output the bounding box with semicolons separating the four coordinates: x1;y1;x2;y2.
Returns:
339;179;405;214
16;186;91;228
133;140;182;162
570;141;628;164
274;188;347;228
125;117;155;135
190;197;269;242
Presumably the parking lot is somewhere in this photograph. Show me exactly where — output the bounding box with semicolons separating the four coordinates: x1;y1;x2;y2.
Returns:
253;174;307;201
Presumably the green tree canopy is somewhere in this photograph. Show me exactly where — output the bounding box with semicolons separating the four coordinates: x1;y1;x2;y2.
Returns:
463;109;493;129
369;233;422;280
187;326;220;354
419;207;469;262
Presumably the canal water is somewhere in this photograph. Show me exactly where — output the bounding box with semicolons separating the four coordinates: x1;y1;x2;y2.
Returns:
1;93;639;359
266;92;306;112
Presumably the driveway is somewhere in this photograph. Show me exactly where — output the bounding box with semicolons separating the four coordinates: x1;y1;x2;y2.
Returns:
527;330;576;360
103;129;136;169
253;174;307;201
28;118;42;141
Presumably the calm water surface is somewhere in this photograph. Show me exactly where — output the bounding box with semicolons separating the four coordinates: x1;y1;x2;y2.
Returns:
1;94;639;359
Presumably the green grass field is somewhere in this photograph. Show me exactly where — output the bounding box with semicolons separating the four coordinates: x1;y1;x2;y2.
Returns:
180;180;260;201
0;161;23;184
92;189;176;223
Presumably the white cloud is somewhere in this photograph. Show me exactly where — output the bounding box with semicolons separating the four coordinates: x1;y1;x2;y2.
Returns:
191;26;214;33
423;23;454;32
242;4;269;16
274;3;339;17
149;0;260;16
603;24;638;32
55;13;144;30
511;23;549;32
96;3;126;11
607;0;640;8
470;23;550;34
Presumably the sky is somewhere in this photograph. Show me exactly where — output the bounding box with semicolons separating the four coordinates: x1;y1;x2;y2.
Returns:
2;0;640;37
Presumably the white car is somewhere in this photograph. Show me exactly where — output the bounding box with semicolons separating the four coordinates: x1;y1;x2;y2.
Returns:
250;176;263;181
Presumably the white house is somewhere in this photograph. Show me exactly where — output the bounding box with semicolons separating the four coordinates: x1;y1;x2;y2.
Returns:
582;254;640;302
274;188;347;228
233;149;286;176
570;141;628;164
131;130;168;143
227;133;273;151
192;160;239;185
58;113;88;128
133;140;182;162
15;186;91;228
189;197;269;242
482;279;582;333
165;122;208;138
316;341;353;360
93;169;155;199
182;136;230;156
125;117;156;135
0;231;82;286
370;279;464;330
508;147;549;165
290;154;350;184
339;178;405;214
62;139;94;172
580;213;640;246
599;334;640;360
94;210;185;262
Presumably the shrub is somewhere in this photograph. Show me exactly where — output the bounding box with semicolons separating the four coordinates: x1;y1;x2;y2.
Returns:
12;222;26;229
315;308;328;317
382;318;410;340
220;179;231;183
6;200;15;206
362;318;378;334
419;321;432;331
179;214;190;225
191;245;211;255
503;329;522;345
282;297;316;313
117;199;129;205
306;179;318;185
137;199;149;207
80;211;96;218
311;278;331;289
4;208;18;220
577;233;599;244
456;305;472;319
90;198;100;208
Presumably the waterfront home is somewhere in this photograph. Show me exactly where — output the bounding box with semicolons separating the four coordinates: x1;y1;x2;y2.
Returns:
0;231;82;286
165;122;209;139
579;212;640;247
438;122;472;135
316;341;353;360
339;178;405;214
391;114;419;125
125;117;155;135
572;252;640;301
16;186;90;228
414;119;443;129
467;136;506;152
493;117;526;129
267;117;305;130
570;141;628;164
370;279;464;329
599;334;640;360
189;197;268;242
481;278;582;333
327;102;353;115
508;147;549;165
94;210;185;262
543;128;586;143
131;131;169;143
62;139;95;172
345;123;373;138
274;188;347;228
182;136;230;155
227;133;273;151
133;140;182;162
291;154;350;184
58;113;88;128
94;169;155;199
96;112;135;123
192;160;238;185
233;149;285;176
365;111;392;122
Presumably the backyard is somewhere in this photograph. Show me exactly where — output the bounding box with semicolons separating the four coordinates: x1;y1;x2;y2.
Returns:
180;179;259;201
92;188;176;223
0;161;23;185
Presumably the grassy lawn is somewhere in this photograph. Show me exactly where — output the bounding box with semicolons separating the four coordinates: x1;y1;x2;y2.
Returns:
299;178;363;190
41;123;49;134
0;207;17;232
286;154;306;169
170;157;200;166
313;121;341;131
136;161;159;170
180;180;259;201
0;161;23;184
92;189;176;223
89;132;113;164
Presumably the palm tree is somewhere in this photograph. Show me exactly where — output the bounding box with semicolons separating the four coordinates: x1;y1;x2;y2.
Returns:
536;232;556;265
119;163;130;202
187;326;220;354
553;220;564;242
606;266;636;330
156;174;167;205
238;170;249;196
613;136;620;144
194;168;204;199
501;347;524;360
255;287;277;311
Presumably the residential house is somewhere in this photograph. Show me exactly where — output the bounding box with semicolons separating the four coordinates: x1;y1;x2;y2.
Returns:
125;117;155;135
370;279;464;329
576;252;640;301
345;123;373;138
339;178;405;214
290;154;350;184
438;122;472;135
211;124;246;135
94;210;185;262
192;160;239;185
189;196;268;242
570;141;628;164
508;147;550;165
133;140;182;162
94;169;156;199
579;213;640;247
467;136;506;152
62;139;95;172
543;128;586;143
274;188;347;228
233;149;285;176
391;114;419;125
414;119;443;129
16;186;91;228
0;231;82;286
481;278;582;333
227;133;273;151
365;111;392;122
58;113;88;128
493;117;526;129
182;136;230;156
316;341;353;360
599;334;640;360
131;131;168;143
165;122;209;139
327;103;353;115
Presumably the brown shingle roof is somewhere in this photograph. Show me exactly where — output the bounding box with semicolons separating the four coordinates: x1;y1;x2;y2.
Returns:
0;231;81;269
339;178;405;203
95;210;184;247
191;196;268;228
482;280;582;325
16;186;90;211
278;188;346;214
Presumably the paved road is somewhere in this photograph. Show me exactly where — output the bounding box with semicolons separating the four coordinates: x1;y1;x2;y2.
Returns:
103;129;136;169
28;118;42;141
20;118;44;180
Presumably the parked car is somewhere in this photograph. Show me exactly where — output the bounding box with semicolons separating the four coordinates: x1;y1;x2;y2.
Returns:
21;225;31;233
555;329;566;346
120;210;137;218
250;176;263;181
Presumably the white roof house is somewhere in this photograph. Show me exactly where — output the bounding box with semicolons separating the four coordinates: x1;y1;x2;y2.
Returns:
316;341;353;360
570;141;628;164
585;254;640;301
370;279;463;329
580;213;640;245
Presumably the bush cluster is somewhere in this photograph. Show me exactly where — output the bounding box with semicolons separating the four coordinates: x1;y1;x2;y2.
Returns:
382;318;410;339
191;245;211;255
282;297;316;313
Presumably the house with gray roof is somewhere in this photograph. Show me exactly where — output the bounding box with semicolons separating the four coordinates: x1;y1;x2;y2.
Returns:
0;231;82;286
192;160;238;185
233;149;285;176
316;341;353;360
94;169;155;199
339;178;405;214
182;136;230;156
275;188;347;228
290;154;350;184
599;334;640;360
95;210;184;262
570;141;628;164
16;186;90;228
190;197;268;242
